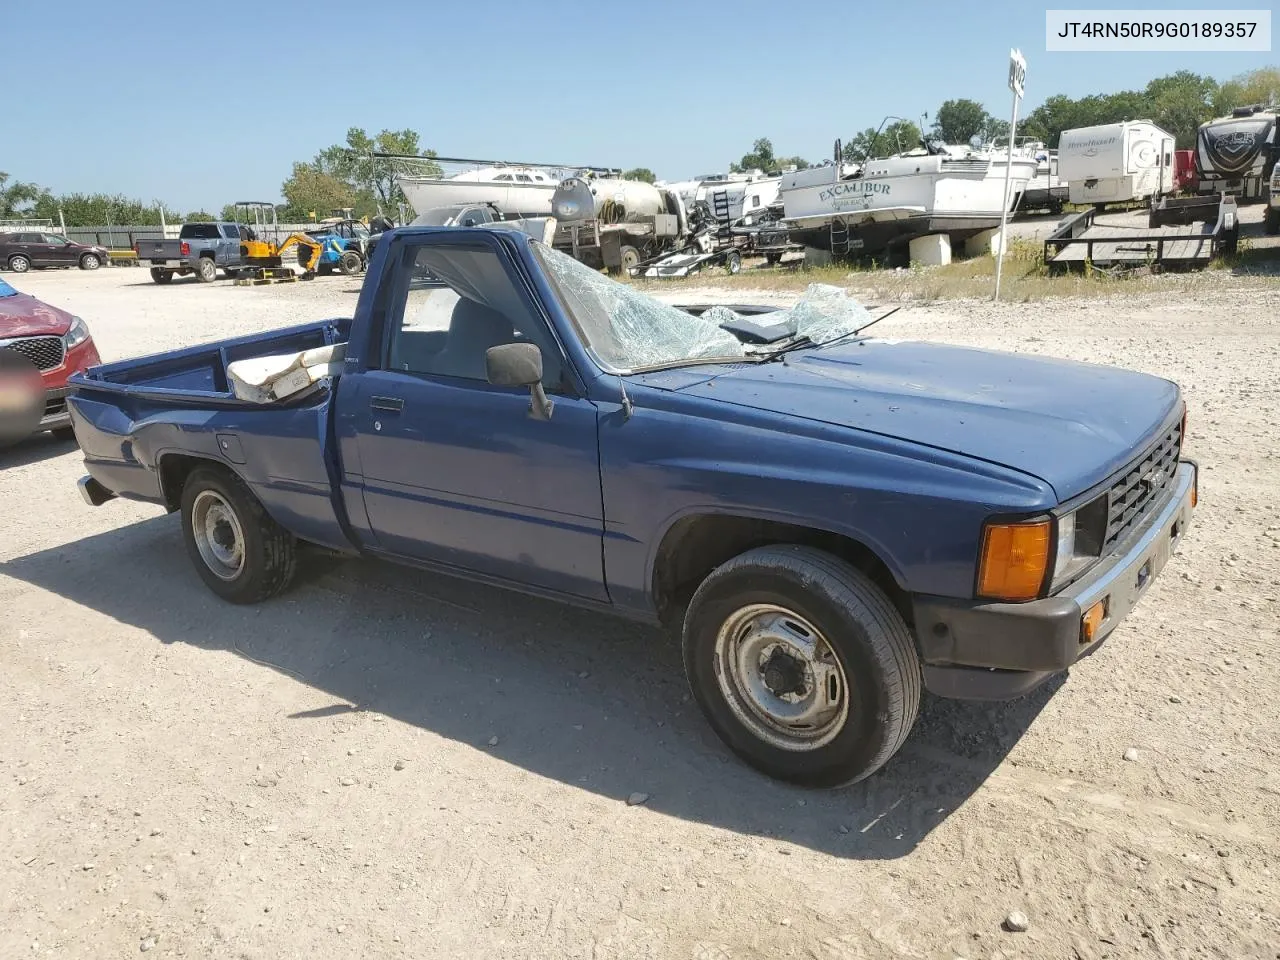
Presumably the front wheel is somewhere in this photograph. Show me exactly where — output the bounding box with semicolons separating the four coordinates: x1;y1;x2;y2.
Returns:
79;253;102;270
338;250;363;276
180;466;298;604
682;545;921;787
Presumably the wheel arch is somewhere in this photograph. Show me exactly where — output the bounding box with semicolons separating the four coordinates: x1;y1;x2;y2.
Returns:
157;452;244;513
649;510;911;631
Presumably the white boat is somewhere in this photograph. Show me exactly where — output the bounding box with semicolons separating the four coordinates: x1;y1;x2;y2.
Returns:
396;164;562;218
780;143;1038;259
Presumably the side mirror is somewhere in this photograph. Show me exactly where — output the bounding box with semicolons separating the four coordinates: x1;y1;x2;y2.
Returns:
486;342;553;421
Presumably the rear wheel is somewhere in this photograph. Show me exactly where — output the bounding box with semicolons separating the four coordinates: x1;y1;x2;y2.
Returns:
179;466;298;604
682;545;921;787
150;268;173;284
725;250;742;274
79;253;101;270
1264;206;1280;236
8;254;30;273
195;257;217;283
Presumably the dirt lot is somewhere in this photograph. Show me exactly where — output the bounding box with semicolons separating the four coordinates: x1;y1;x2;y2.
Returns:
2;252;1279;960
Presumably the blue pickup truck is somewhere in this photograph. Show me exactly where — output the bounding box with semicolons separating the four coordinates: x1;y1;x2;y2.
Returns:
66;225;1197;787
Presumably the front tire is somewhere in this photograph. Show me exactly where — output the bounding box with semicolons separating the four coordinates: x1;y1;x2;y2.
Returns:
682;545;921;787
338;250;363;276
79;253;101;270
180;466;298;604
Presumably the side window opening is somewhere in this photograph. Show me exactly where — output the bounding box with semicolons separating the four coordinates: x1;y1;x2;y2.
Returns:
382;243;565;390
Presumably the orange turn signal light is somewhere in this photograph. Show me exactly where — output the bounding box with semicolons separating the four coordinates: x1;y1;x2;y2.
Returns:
977;520;1051;602
1081;599;1107;644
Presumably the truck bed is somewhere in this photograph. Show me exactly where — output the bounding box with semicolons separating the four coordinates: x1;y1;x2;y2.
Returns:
68;318;357;553
74;318;350;403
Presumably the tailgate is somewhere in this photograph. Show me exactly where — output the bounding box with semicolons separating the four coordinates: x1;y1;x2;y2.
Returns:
136;239;183;260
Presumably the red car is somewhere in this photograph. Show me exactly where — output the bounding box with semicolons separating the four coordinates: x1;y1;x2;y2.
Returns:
0;277;101;444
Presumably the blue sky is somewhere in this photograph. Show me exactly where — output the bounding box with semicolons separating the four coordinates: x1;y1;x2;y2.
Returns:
6;0;1275;211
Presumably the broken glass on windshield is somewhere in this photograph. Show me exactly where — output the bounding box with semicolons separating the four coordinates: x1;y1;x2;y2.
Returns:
532;242;873;372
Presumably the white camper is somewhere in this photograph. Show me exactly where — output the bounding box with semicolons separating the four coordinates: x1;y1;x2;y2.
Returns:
1058;121;1176;208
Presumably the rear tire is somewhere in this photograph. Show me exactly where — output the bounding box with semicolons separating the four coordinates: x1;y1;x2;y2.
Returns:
179;465;298;604
1265;206;1280;236
150;268;173;284
8;254;31;273
196;257;217;283
682;545;921;787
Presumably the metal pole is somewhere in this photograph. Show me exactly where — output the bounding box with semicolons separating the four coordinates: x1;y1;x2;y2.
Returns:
994;92;1021;301
58;207;67;236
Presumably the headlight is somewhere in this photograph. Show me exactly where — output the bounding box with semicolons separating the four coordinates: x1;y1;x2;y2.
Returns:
64;316;91;349
1051;496;1108;588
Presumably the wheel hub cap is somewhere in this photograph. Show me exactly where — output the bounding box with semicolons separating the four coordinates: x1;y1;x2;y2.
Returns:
191;490;245;580
713;603;850;752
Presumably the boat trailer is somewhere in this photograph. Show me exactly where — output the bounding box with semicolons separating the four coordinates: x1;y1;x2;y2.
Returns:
1044;194;1238;273
627;246;742;280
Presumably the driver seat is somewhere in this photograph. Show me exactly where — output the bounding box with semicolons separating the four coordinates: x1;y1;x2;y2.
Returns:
429;298;515;381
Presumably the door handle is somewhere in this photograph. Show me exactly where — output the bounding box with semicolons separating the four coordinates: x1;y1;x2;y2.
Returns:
370;395;404;412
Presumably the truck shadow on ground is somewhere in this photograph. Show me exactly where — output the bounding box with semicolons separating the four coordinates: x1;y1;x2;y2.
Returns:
3;514;1062;861
0;430;77;468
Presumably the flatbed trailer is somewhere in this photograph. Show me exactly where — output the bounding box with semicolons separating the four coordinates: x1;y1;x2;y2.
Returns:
1044;195;1238;273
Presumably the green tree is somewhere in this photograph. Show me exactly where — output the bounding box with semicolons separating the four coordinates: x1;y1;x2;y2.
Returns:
0;173;49;219
842;121;921;162
931;99;993;144
29;192;172;227
622;167;656;183
183;210;216;221
318;127;440;217
729;139;808;174
279;162;359;221
1144;71;1217;147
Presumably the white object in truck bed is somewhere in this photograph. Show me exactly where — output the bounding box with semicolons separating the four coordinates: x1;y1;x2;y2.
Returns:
226;343;347;403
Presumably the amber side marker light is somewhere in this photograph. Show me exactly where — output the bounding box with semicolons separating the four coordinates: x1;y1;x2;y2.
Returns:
1082;599;1108;645
978;520;1051;602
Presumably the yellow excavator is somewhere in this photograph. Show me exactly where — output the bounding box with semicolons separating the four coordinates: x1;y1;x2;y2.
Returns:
229;202;323;284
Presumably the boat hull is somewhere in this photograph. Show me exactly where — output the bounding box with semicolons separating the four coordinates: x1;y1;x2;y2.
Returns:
781;156;1037;257
398;177;559;218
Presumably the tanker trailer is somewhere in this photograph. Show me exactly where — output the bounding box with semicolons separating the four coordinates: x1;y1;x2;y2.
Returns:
550;176;708;272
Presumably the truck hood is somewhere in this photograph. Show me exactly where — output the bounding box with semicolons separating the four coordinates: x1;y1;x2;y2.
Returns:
675;339;1180;500
0;284;73;338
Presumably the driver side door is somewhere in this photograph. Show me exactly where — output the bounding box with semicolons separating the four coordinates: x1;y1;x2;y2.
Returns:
342;231;608;601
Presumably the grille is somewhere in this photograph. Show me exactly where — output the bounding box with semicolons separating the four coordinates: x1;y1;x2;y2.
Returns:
2;335;65;371
1103;420;1182;551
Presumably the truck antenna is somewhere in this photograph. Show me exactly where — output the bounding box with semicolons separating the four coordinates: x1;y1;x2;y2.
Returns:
618;376;634;420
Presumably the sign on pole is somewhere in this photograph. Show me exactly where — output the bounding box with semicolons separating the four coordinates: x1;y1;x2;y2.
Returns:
994;48;1027;301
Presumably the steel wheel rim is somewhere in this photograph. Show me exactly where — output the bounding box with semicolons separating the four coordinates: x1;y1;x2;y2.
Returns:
712;603;850;752
191;490;246;580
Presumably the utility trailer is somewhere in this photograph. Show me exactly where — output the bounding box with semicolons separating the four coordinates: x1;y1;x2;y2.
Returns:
1044;195;1238;274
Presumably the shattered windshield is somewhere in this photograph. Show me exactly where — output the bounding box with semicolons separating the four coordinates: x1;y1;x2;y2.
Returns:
531;240;873;372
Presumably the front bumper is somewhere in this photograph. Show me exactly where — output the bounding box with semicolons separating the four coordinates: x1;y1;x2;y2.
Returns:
914;459;1198;700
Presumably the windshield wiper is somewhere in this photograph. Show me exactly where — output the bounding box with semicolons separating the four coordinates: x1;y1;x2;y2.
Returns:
763;306;903;361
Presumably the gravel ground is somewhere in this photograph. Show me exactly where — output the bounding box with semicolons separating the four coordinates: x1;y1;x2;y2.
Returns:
2;258;1279;960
